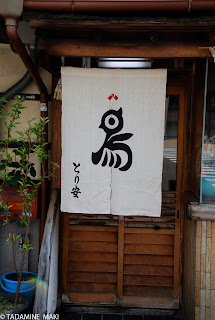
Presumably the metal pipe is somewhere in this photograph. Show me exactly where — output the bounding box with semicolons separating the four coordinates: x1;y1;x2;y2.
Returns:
6;26;47;95
0;44;37;102
23;0;215;12
6;24;49;245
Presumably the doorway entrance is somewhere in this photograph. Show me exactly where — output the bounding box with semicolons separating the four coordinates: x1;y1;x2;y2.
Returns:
61;74;187;310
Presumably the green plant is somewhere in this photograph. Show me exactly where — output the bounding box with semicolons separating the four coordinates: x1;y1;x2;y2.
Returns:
0;96;59;306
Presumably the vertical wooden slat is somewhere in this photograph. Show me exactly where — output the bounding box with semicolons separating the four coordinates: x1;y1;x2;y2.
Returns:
62;212;69;295
117;216;124;301
173;220;181;302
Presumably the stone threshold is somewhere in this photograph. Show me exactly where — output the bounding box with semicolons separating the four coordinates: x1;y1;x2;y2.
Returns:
60;305;183;319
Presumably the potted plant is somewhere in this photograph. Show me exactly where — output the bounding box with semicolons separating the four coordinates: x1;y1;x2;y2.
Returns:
0;96;59;314
0;292;30;315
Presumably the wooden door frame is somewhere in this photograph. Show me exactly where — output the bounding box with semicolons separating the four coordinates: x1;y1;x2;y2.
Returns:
59;71;190;307
166;73;189;304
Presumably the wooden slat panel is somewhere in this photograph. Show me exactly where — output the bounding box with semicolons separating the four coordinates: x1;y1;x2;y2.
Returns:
69;252;118;263
124;244;174;255
69;262;117;273
124;285;173;297
68;292;116;304
162;191;177;194
123;296;178;309
68;282;116;293
69;225;118;232
124;221;175;225
160;216;175;218
69;231;118;242
69;215;118;221
69;272;116;283
69;241;118;252
124;275;173;286
69;219;119;225
161;209;176;213
174;220;181;300
124;216;175;220
124;265;174;276
124;228;175;234
125;234;174;245
124;254;174;266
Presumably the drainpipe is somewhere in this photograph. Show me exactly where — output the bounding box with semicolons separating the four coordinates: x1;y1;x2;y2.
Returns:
23;0;215;12
0;44;37;102
5;21;49;246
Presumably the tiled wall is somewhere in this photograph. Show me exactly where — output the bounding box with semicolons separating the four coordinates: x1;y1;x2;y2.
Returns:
194;221;215;320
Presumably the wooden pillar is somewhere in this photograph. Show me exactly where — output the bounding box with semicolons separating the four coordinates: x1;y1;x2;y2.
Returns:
117;216;124;303
51;76;62;190
61;212;69;296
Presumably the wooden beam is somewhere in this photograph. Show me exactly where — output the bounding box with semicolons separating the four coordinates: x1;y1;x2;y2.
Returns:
25;11;215;30
189;204;215;221
30;20;215;32
39;39;211;58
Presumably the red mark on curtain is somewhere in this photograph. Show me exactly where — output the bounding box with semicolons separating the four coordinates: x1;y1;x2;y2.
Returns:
108;94;118;100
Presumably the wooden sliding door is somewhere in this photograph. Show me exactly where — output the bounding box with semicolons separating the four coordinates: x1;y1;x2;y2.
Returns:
61;75;187;309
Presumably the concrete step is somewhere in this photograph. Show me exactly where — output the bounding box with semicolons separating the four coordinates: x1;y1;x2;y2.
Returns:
61;312;182;320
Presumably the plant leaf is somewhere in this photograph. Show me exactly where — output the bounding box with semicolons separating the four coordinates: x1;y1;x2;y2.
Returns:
30;167;36;177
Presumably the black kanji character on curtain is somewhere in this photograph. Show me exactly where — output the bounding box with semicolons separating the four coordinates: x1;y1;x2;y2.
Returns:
92;107;133;171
